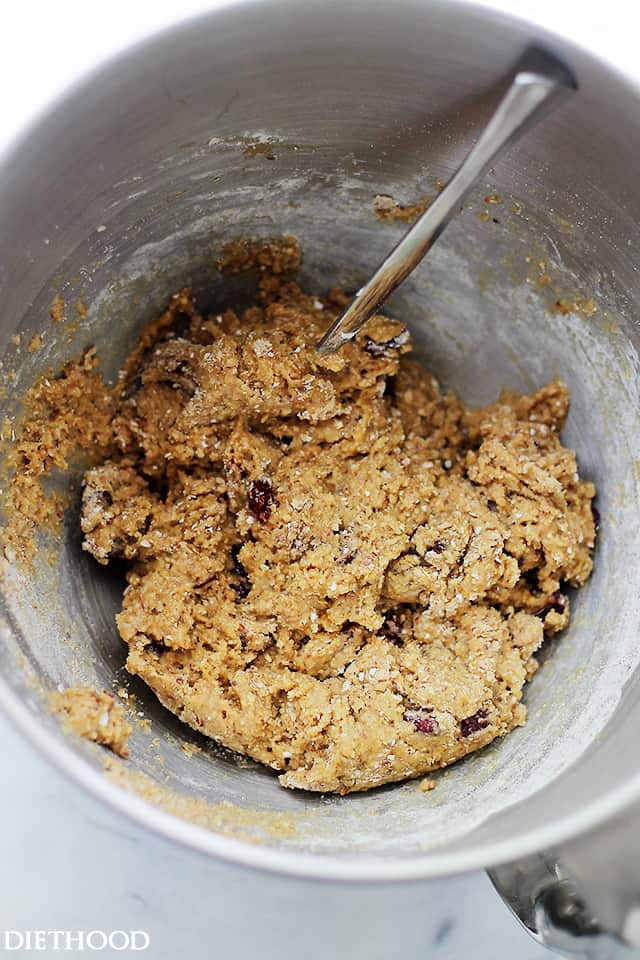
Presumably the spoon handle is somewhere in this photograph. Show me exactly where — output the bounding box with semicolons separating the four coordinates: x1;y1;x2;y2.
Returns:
316;46;576;356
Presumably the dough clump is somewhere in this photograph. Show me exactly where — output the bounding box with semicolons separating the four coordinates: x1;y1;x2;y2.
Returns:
51;686;131;758
79;238;596;794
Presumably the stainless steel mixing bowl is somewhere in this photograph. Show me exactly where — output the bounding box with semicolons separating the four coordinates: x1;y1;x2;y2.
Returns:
1;2;639;954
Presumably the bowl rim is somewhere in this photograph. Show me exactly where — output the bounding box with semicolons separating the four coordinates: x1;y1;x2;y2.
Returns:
3;0;640;881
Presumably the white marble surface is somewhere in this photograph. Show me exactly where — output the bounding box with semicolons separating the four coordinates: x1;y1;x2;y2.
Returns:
1;0;639;957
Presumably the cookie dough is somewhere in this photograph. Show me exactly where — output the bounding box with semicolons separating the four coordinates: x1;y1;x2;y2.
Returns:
51;686;131;758
78;238;596;794
1;347;114;564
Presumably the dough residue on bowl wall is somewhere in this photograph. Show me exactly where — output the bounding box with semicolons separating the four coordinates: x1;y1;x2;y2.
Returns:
51;686;131;758
0;347;114;565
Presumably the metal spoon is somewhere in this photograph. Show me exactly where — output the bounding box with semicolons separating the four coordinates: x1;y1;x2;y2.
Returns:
316;46;576;356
